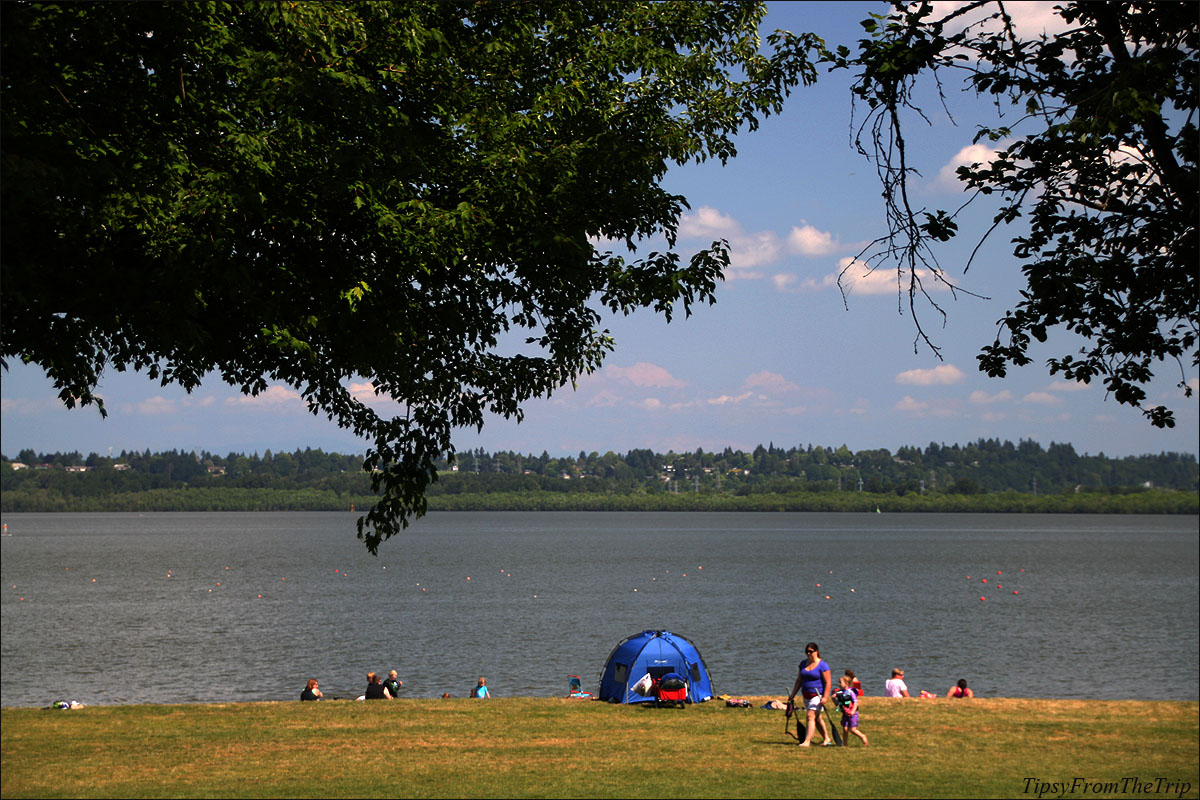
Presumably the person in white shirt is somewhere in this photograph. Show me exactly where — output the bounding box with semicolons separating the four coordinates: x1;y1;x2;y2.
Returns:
884;668;910;697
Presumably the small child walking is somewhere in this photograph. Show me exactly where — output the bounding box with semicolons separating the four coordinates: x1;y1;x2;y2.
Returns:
837;673;869;746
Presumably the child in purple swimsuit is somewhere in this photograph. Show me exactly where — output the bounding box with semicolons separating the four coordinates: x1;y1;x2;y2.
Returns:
837;674;869;746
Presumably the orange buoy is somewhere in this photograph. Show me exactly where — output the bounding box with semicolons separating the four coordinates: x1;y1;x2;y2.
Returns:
980;596;986;601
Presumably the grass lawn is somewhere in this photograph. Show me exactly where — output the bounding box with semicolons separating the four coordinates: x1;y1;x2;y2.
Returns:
2;697;1196;798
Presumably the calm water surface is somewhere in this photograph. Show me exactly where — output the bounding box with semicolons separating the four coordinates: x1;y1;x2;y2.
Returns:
1;511;1196;706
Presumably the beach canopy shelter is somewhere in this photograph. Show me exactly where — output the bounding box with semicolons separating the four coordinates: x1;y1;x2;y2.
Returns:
596;630;714;704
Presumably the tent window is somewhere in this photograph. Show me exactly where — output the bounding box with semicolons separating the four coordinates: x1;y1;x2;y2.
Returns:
614;664;628;684
689;662;701;682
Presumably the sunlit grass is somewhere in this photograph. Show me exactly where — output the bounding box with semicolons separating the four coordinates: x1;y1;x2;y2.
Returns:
3;697;1196;798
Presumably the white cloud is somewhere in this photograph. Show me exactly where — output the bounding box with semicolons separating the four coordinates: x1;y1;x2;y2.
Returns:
969;389;1013;404
603;362;686;389
348;381;379;403
346;381;409;412
135;396;177;415
225;385;303;408
929;2;1070;40
679;207;852;279
678;206;741;239
707;392;754;406
0;397;45;415
896;364;966;386
679;207;781;278
787;223;840;256
585;390;622;409
1023;391;1063;406
1049;380;1090;393
728;230;781;271
744;371;803;395
845;398;871;416
771;273;799;292
934;143;1006;192
896;395;929;412
833;257;952;297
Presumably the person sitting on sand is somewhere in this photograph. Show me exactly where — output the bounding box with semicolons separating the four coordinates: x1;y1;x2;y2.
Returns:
300;678;323;701
884;668;910;697
947;678;974;698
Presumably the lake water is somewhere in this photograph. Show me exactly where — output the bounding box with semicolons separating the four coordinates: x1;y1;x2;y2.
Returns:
1;511;1196;706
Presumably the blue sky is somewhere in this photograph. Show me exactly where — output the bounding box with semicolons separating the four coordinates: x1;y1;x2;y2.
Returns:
3;1;1197;462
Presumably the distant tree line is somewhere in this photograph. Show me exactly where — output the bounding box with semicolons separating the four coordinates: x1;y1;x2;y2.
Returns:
2;440;1196;515
434;440;1198;497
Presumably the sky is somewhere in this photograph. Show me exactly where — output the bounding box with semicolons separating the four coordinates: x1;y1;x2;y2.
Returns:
2;1;1197;462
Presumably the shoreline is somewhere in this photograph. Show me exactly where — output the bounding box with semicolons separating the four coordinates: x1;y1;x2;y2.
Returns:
7;694;1198;710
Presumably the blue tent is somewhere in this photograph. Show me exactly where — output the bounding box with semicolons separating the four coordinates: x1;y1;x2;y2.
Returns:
596;630;715;704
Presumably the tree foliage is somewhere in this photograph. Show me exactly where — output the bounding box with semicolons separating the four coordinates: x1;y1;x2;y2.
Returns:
1;1;821;551
840;1;1197;427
